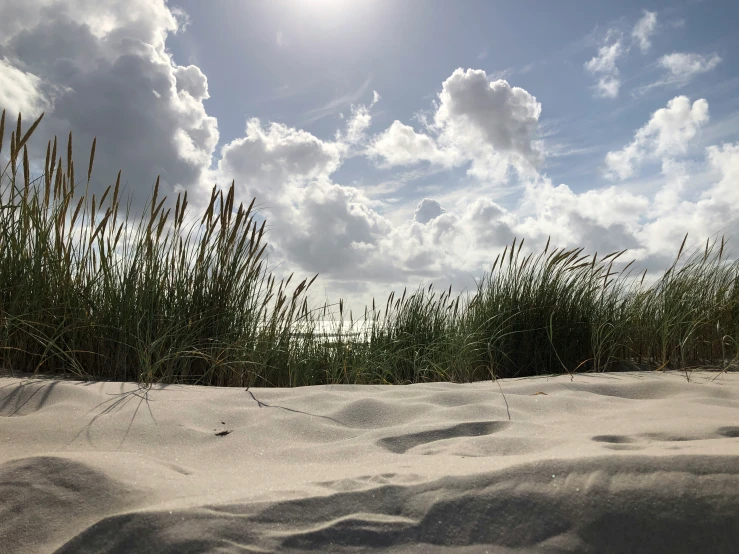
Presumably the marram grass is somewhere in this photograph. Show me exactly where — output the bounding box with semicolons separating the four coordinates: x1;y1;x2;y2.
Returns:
1;109;738;389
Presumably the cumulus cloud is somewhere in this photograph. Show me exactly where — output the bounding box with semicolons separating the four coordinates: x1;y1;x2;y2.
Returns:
374;194;520;279
173;64;209;101
636;141;739;264
517;179;648;257
414;198;446;224
0;56;53;118
434;68;543;167
604;96;709;180
650;158;690;216
215;118;343;209
368;120;451;167
0;0;217;216
279;179;393;276
584;36;624;99
462;197;517;249
369;68;542;183
632;10;657;53
207;110;397;285
703;143;739;207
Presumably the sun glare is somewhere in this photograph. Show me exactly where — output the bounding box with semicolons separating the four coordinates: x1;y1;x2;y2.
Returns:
284;0;378;33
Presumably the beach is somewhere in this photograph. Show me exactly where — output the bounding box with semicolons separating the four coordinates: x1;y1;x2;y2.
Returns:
3;0;739;551
2;369;738;553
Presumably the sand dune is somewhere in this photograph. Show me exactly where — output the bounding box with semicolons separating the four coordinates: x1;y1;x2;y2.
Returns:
2;370;738;553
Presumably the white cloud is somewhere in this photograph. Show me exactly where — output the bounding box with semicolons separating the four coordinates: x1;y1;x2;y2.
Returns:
414;198;446;224
659;52;722;83
369;68;542;183
605;96;709;180
635;142;739;263
0;0;217;216
367;120;451;167
632;11;657;53
584;11;657;98
207;112;398;286
276;30;285;47
702;144;739;211
343;106;372;145
216;118;343;207
584;37;624;99
487;68;514;81
279;179;394;277
335;89;381;147
584;40;622;74
434;68;543;168
173;65;209;101
594;75;621;99
650;158;689;216
0;56;53;118
517;179;648;255
635;52;723;96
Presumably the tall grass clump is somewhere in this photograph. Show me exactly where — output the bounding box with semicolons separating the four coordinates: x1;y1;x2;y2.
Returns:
457;233;739;380
2;110;738;389
302;230;739;385
0;110;327;388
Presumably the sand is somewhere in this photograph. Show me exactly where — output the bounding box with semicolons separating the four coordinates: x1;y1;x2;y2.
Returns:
1;369;738;553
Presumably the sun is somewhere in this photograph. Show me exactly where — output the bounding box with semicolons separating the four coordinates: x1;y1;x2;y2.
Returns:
294;0;352;9
288;0;371;26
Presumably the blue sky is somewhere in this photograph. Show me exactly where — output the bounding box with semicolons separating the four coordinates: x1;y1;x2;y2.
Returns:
1;0;738;320
167;0;739;193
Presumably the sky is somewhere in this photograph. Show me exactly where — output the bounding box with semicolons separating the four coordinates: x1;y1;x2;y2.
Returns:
1;0;739;324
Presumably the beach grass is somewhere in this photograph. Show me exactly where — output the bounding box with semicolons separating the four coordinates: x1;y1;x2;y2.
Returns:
2;109;738;389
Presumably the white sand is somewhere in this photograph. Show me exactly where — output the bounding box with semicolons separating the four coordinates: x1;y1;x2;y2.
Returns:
1;369;738;553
